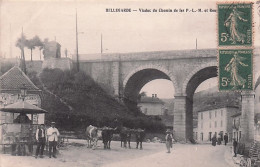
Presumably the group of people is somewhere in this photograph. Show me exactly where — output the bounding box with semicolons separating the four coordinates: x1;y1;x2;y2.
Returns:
211;133;229;146
35;122;60;159
211;133;239;157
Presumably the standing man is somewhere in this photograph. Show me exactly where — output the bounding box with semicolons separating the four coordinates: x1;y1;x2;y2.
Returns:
233;138;238;157
165;129;173;153
47;122;60;158
224;133;228;146
35;124;46;158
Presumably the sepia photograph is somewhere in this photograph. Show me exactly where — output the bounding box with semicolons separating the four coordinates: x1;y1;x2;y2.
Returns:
0;0;260;166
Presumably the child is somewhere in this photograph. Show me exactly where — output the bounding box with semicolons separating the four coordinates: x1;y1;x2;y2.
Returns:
165;129;173;153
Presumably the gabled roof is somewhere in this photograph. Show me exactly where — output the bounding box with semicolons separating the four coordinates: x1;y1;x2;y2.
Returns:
139;96;164;104
0;66;40;92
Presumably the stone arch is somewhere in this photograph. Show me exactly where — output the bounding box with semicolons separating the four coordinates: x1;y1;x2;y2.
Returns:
182;61;217;97
122;65;177;111
123;64;178;91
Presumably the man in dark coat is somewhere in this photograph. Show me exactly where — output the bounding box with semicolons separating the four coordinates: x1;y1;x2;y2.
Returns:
35;124;46;158
212;134;217;146
224;133;228;146
233;138;238;157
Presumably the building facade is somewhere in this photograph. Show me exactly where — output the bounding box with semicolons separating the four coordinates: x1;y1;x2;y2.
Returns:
137;95;164;115
231;112;242;142
0;66;43;124
197;106;239;142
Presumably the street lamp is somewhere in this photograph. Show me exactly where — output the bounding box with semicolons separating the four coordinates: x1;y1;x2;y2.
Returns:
20;84;27;101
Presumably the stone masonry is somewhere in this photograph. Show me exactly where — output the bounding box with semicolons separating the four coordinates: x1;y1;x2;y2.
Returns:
78;49;260;142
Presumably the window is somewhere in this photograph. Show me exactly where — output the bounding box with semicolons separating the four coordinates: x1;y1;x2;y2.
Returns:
209;132;212;141
201;113;203;120
239;131;241;141
209;112;211;119
215;110;217;117
221;120;223;127
215;121;217;128
201;133;203;141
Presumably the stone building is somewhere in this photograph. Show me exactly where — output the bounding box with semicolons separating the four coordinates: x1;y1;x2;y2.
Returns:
197;106;239;142
231;112;242;142
137;94;164;115
0;66;44;124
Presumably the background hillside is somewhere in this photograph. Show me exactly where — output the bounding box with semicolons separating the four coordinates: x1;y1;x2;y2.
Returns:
28;68;166;132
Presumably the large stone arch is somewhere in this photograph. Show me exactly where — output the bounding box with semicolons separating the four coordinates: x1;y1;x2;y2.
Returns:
122;65;177;110
173;61;217;141
182;61;217;97
123;64;178;90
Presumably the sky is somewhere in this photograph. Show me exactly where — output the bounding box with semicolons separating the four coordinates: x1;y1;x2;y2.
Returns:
0;0;220;59
0;0;259;98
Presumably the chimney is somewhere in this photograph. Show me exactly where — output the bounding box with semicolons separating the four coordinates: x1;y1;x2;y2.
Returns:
152;94;154;98
155;94;157;98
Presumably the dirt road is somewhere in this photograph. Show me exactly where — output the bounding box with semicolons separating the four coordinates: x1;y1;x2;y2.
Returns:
1;140;234;167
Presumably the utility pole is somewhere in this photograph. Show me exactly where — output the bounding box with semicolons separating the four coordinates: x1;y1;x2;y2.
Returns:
196;38;197;50
10;24;12;58
76;8;79;72
101;34;103;54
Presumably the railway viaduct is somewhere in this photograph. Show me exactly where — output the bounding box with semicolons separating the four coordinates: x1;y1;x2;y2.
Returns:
78;48;259;142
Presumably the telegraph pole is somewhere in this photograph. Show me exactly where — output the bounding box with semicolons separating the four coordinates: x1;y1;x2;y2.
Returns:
101;34;103;54
196;38;197;50
76;8;79;72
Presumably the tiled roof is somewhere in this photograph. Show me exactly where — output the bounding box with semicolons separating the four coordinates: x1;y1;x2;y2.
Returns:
0;66;40;91
139;96;164;104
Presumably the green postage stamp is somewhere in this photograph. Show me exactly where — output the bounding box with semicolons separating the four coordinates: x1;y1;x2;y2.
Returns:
218;3;252;47
218;49;253;91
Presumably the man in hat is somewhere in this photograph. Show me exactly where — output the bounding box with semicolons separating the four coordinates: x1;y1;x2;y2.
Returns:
47;122;60;158
35;124;47;158
165;129;173;153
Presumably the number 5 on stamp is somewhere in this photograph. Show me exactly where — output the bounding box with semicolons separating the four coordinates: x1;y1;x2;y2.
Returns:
218;3;252;47
218;49;253;91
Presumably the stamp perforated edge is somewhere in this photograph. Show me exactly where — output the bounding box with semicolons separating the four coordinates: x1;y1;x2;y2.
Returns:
217;49;254;92
216;1;254;49
217;1;255;92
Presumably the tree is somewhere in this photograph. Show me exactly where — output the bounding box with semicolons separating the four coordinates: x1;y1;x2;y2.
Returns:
15;33;27;74
26;35;42;61
138;91;147;102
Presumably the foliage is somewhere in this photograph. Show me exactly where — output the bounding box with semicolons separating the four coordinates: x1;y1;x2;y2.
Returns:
28;69;166;133
15;34;27;74
26;35;43;61
0;61;14;75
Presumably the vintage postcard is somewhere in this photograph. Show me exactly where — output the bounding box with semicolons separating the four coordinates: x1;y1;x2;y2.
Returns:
0;0;260;167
